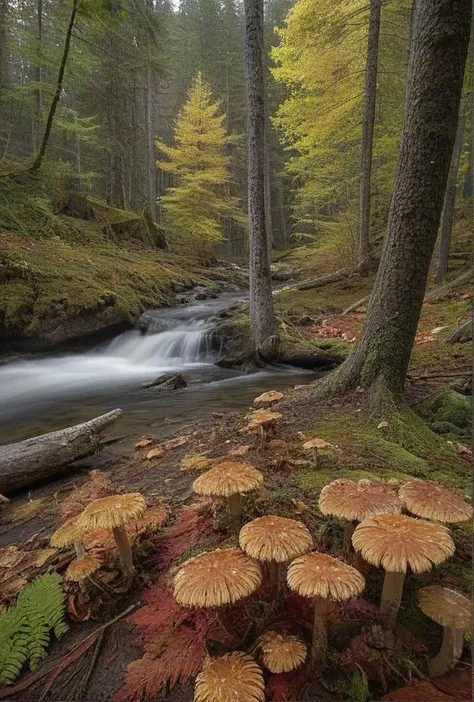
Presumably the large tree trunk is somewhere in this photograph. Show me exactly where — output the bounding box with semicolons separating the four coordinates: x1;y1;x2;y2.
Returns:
0;410;122;494
0;0;8;108
357;0;382;275
30;0;78;172
244;0;278;357
33;0;44;151
321;0;471;402
435;92;468;283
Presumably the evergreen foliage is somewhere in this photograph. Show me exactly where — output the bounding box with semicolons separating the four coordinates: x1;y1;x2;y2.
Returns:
0;573;68;683
156;73;245;250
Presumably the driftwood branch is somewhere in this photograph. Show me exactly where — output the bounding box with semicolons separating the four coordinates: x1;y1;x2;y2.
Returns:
274;267;354;294
0;409;122;494
342;294;370;315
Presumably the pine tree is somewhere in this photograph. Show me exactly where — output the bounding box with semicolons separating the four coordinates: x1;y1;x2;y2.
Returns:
156;72;245;251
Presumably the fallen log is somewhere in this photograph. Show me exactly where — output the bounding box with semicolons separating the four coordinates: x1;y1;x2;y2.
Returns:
274;267;354;294
446;318;472;344
426;268;473;301
0;409;122;494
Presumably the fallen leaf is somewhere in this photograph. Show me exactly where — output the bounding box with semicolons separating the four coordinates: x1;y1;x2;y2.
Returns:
227;445;251;457
456;443;472;456
0;576;27;604
431;326;448;334
163;435;190;450
0;545;23;569
3;497;49;524
146;447;166;460
377;421;389;429
292;499;310;514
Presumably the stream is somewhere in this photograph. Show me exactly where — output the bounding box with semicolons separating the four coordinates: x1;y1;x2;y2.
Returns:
0;293;318;446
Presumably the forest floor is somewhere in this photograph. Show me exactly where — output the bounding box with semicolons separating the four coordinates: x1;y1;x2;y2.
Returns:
0;261;471;701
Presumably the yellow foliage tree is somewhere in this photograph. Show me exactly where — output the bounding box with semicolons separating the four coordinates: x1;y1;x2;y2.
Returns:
272;0;411;258
156;73;245;251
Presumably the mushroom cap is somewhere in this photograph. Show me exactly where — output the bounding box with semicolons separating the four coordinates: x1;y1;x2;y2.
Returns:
303;438;329;451
193;462;263;498
239;515;313;563
256;631;307;673
128;505;168;535
418;586;471;630
174;547;262;608
246;410;283;427
287;552;365;601
253;390;284;406
352;514;455;573
77;493;147;531
399;480;473;523
319;479;402;522
50;516;87;548
65;553;102;581
180;455;214;472
195;652;264;702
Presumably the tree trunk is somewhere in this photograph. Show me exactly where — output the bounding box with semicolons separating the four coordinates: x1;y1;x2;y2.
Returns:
244;0;278;357
34;0;44;150
435;92;468;283
0;0;8;107
145;63;157;221
358;0;382;275
264;100;273;259
30;0;78;172
0;410;122;494
321;0;471;402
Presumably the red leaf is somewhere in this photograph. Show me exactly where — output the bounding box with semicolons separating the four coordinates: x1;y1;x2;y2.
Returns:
128;588;188;644
154;508;213;569
265;671;307;701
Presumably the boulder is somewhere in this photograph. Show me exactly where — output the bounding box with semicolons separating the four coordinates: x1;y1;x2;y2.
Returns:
141;373;187;391
417;390;471;431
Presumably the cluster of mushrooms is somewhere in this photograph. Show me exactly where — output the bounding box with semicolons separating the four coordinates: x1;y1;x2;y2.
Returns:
173;442;472;700
50;494;167;585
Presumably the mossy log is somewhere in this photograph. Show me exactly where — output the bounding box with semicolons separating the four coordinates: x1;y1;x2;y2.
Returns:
446;319;472;344
0;409;122;494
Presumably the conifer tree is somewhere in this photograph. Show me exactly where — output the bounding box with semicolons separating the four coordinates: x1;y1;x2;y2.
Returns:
156;72;245;251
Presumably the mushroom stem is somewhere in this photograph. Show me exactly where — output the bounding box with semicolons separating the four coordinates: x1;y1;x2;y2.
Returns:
227;493;243;519
268;561;282;593
74;541;86;558
312;448;318;467
112;526;135;577
343;521;355;554
380;570;406;629
217;611;239;646
429;627;464;678
259;425;267;449
310;596;327;672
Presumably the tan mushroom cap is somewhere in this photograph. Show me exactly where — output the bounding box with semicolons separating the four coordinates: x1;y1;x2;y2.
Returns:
245;410;283;432
399;480;473;523
193;461;263;498
77;493;147;531
257;631;307;673
127;505;168;535
174;547;262;608
418;586;471;630
65;553;102;581
303;438;330;450
352;514;455;573
195;652;264;702
287;552;365;601
50;516;87;548
253;390;284;407
319;479;402;522
180;455;215;472
239;515;313;563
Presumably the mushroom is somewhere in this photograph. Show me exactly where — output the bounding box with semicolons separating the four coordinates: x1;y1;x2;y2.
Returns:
195;652;264;702
418;586;471;677
255;630;307;673
50;515;88;558
173;547;262;640
77;493;147;577
180;455;217;472
253;390;284;407
399;479;473;523
243;409;282;448
239;515;313;591
193;461;263;520
303;438;331;468
287;552;365;670
127;505;168;536
65;552;102;591
352;514;455;630
318;478;402;553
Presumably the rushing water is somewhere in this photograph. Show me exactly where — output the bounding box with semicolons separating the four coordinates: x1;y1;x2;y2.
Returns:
0;293;317;444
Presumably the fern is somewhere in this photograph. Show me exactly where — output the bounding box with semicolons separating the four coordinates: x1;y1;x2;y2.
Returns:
0;573;68;683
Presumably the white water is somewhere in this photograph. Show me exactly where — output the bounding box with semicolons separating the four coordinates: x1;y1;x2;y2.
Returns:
0;317;214;412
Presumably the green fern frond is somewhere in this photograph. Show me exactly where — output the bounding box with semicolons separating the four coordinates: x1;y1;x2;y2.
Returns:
0;573;68;683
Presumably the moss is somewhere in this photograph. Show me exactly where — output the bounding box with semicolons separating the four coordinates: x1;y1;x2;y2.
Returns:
417;390;471;430
298;468;384;495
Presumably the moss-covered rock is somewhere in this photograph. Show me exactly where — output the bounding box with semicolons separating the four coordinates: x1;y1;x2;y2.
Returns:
417;390;471;431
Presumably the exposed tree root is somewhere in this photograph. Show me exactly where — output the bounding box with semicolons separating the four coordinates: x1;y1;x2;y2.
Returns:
426;267;473;301
446;319;472;344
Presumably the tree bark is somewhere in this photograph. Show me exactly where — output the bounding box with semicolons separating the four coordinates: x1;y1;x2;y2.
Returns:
435;92;468;283
358;0;382;275
34;0;44;150
446;318;473;344
244;0;278;357
0;409;122;494
30;0;79;172
0;0;8;107
319;0;471;402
